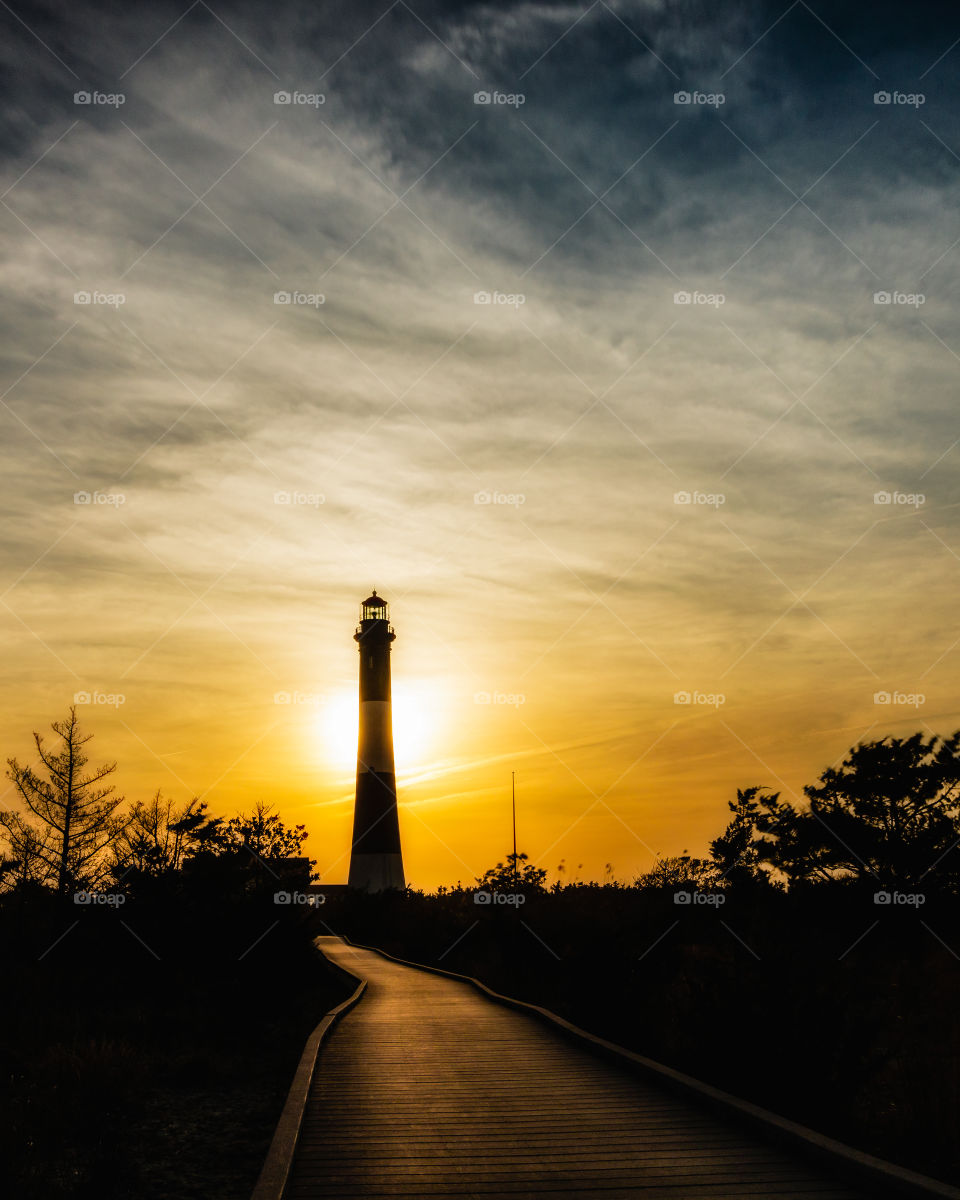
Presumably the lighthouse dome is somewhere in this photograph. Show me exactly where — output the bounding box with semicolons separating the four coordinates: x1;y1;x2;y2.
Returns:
359;591;391;624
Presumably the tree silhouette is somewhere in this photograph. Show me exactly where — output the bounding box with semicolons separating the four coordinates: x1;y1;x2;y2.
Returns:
168;800;315;897
2;707;127;894
709;787;774;887
636;854;720;890
0;814;58;891
476;851;547;893
221;800;309;860
726;732;960;890
111;791;218;878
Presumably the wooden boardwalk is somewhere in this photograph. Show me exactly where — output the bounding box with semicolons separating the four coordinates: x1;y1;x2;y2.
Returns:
286;937;868;1200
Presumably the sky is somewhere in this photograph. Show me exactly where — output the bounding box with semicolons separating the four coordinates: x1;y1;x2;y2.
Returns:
1;0;959;889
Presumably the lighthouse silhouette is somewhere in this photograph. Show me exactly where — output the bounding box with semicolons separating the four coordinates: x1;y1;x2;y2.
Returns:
348;591;406;891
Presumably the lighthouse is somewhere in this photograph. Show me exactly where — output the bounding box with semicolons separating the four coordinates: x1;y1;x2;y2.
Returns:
347;591;406;891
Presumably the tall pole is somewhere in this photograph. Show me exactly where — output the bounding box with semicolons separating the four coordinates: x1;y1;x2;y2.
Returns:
512;770;517;890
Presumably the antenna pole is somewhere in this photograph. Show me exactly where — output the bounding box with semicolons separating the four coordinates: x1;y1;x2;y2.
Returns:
512;771;517;889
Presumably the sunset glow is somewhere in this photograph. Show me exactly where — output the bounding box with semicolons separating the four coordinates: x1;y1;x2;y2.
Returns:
317;680;443;778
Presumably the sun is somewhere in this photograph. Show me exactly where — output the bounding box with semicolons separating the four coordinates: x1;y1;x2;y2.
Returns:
317;681;439;777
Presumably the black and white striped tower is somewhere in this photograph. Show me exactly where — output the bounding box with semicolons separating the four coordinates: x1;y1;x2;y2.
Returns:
348;591;405;891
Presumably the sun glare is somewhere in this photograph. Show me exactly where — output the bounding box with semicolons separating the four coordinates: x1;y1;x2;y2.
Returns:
318;681;439;777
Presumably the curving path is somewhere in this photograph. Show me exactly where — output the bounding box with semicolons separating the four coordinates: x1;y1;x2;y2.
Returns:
286;937;867;1200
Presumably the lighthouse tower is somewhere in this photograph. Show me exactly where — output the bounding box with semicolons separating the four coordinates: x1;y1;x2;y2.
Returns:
348;591;405;891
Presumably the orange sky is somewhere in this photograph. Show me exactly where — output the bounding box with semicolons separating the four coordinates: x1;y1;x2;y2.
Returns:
3;558;957;890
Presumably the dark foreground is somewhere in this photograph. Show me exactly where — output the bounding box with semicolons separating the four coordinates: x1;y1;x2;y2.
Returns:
0;892;352;1200
4;880;957;1197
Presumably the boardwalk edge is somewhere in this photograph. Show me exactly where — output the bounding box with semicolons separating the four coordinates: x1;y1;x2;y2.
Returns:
340;935;960;1200
250;968;366;1200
